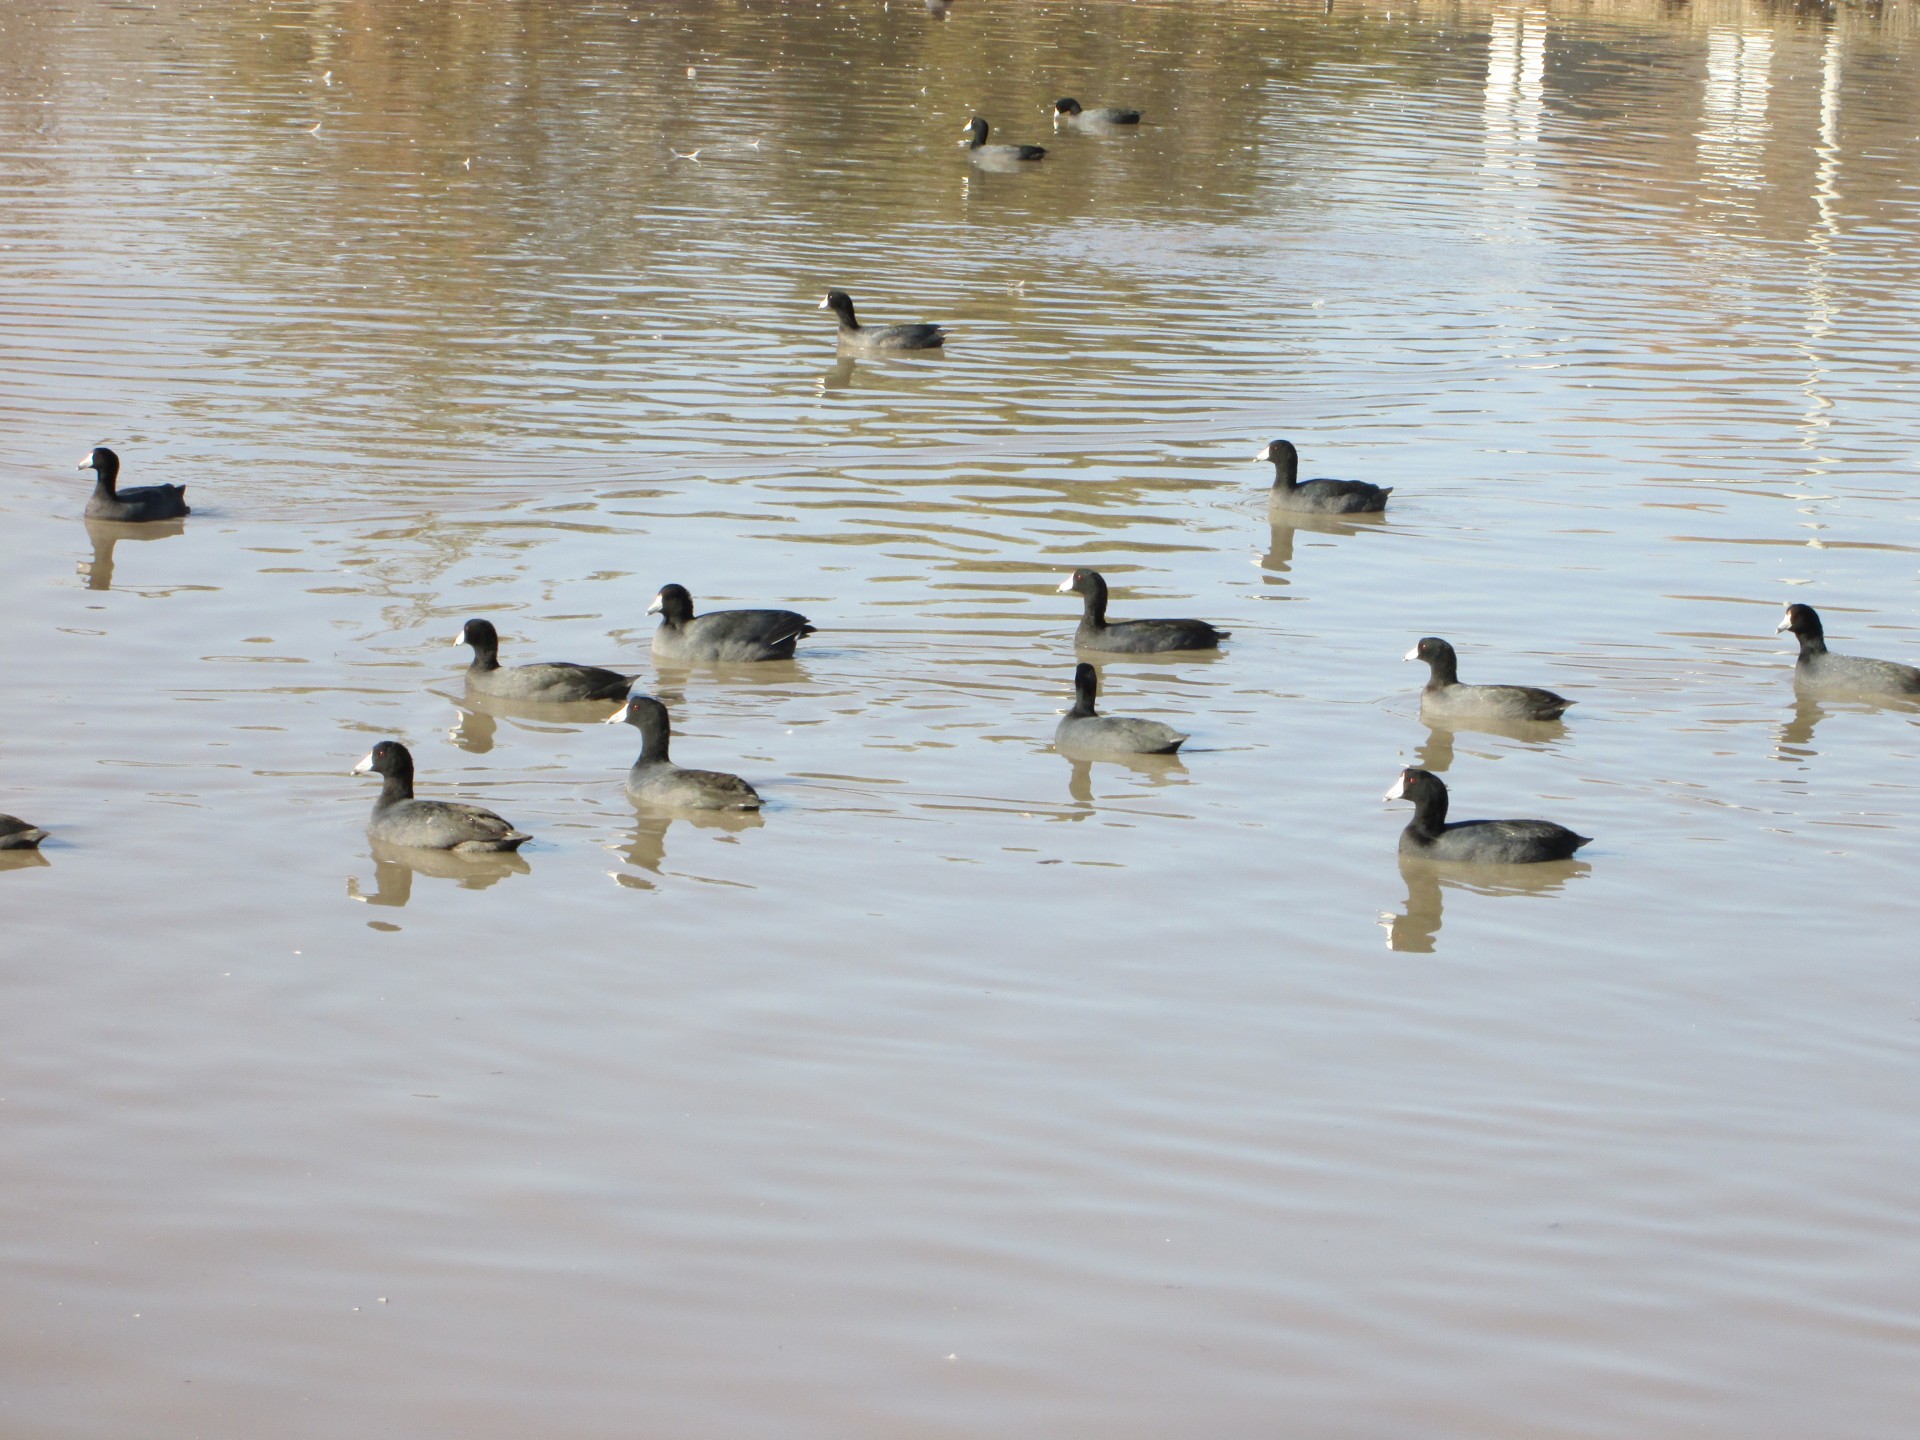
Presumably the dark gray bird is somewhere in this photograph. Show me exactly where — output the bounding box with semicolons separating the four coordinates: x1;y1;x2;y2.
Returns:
648;584;814;662
352;740;530;852
1406;637;1573;722
1257;439;1390;515
79;446;190;522
453;619;635;703
0;814;49;850
1058;569;1228;654
1054;663;1186;757
1386;767;1590;864
1776;604;1920;698
1053;97;1142;127
960;116;1046;163
606;695;763;811
818;290;946;352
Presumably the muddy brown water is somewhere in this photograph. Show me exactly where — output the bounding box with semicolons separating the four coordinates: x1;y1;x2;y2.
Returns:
3;1;1919;1435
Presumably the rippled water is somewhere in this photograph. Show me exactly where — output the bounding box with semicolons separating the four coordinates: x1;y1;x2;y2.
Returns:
4;1;1920;1435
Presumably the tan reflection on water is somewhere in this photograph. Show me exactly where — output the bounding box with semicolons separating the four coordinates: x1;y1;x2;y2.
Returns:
3;0;1920;1436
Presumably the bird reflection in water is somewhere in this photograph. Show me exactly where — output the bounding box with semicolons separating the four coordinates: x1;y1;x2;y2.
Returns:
0;848;52;874
1061;753;1189;812
78;516;185;591
446;692;628;756
347;839;531;907
1413;716;1569;774
1775;694;1920;759
1380;855;1590;954
612;808;764;890
1259;511;1389;584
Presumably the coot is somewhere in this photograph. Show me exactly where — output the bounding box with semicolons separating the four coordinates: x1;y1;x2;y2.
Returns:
818;290;947;352
78;446;190;522
648;584;814;662
1058;569;1228;653
960;116;1046;162
352;740;530;852
1257;439;1390;515
1776;604;1920;698
1406;637;1573;722
1386;767;1590;863
1055;662;1186;756
1053;98;1142;126
0;814;48;850
455;619;635;703
606;695;763;810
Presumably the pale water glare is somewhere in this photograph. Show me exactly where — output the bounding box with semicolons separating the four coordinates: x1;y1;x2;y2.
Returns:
2;1;1919;1436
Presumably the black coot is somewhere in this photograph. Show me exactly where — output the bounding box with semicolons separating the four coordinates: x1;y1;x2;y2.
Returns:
1058;569;1228;653
455;619;635;703
79;446;190;522
352;740;530;852
1406;637;1573;722
818;290;946;351
1776;604;1920;698
648;584;814;662
1053;98;1142;126
960;116;1046;162
1257;439;1390;515
1054;663;1187;757
1386;767;1590;863
0;814;48;850
606;695;763;810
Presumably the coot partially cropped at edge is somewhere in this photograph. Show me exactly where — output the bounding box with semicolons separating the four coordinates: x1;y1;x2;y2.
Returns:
1386;767;1590;863
1058;569;1228;654
78;446;190;522
0;814;48;850
455;619;636;703
1257;439;1391;515
606;695;763;811
352;740;531;852
1406;637;1574;722
1055;663;1187;757
1776;604;1920;698
648;584;815;662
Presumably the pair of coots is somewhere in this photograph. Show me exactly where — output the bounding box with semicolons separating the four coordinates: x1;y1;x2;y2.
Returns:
356;695;761;851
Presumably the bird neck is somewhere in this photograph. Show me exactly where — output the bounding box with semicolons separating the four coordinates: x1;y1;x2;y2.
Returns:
1406;784;1448;836
375;766;414;810
1067;680;1098;718
1079;579;1108;626
1268;449;1299;490
1796;630;1828;659
633;712;671;764
1424;648;1460;687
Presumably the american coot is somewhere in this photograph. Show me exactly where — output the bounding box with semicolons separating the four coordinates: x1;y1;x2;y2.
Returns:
1257;439;1391;515
1386;767;1590;863
454;619;635;703
78;446;190;522
0;814;48;850
648;584;814;662
1055;663;1186;757
1053;97;1142;126
818;290;947;352
1406;637;1574;722
606;695;763;811
1057;569;1228;653
1776;604;1920;698
960;116;1046;162
352;740;531;852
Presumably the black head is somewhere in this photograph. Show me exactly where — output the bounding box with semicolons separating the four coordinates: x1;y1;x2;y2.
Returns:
455;618;500;652
1255;439;1297;467
1073;661;1098;696
78;445;119;481
606;693;672;757
1776;603;1823;640
819;290;856;324
1384;766;1444;806
1055;567;1104;598
352;739;414;781
960;116;989;146
1404;636;1455;665
1053;98;1083;116
649;583;694;625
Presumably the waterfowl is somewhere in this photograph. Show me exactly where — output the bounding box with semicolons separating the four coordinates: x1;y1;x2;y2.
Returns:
352;740;530;852
960;116;1046;163
818;290;946;352
1406;637;1573;722
1776;604;1920;698
1385;767;1590;863
0;814;48;850
78;446;190;522
1052;97;1142;126
1257;439;1390;515
648;584;814;662
606;695;762;811
454;619;635;703
1054;663;1186;757
1057;569;1228;654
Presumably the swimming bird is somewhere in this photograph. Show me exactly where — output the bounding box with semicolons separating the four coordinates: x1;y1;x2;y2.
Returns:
1775;604;1920;698
1055;663;1186;757
453;619;635;703
960;116;1046;163
0;814;48;850
818;290;947;352
1257;439;1390;515
606;695;763;811
352;740;531;852
648;584;814;662
78;446;190;522
1385;767;1590;863
1057;569;1228;653
1406;637;1573;722
1052;97;1142;126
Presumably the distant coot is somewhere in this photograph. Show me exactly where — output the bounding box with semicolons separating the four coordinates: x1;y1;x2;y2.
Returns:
1776;603;1920;698
1406;637;1573;722
1058;569;1228;654
1257;439;1390;515
455;618;635;703
1386;767;1590;863
1055;662;1186;757
0;814;49;850
606;695;763;811
1053;97;1142;126
78;446;190;522
648;584;814;662
960;116;1046;163
818;290;947;352
352;740;531;852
